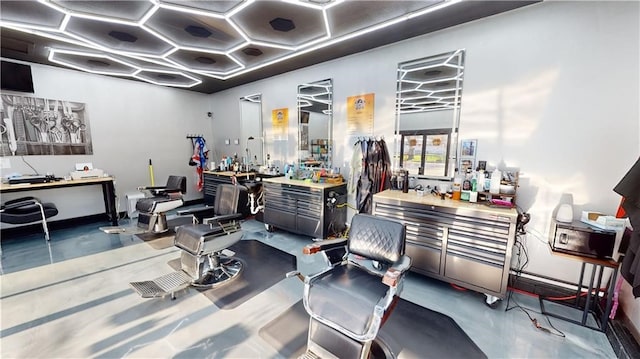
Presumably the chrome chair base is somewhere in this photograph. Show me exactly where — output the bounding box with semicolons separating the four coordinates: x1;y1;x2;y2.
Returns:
191;256;244;289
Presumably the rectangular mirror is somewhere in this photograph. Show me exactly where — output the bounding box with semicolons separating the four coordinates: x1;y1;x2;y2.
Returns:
240;93;263;169
395;49;465;179
297;79;333;168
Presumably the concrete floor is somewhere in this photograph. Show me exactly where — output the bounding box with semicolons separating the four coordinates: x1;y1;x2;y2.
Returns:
0;217;616;358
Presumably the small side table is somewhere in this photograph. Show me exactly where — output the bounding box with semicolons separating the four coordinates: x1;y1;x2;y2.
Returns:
539;248;619;332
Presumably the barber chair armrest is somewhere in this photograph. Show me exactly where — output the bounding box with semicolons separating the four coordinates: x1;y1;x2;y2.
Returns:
303;238;348;255
137;186;182;196
382;255;411;287
177;206;214;217
203;213;243;225
2;197;41;210
137;185;167;191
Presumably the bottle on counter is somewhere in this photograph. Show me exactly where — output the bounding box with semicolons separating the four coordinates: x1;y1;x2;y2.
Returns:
402;170;409;193
490;168;502;194
452;170;462;200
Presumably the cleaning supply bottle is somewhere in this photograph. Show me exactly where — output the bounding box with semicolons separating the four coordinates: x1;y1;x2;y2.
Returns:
490;168;502;194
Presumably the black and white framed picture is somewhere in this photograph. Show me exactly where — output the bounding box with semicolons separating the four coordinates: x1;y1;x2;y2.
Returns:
1;95;92;156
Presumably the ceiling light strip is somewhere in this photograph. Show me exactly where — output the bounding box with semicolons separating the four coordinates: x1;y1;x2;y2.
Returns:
322;9;332;37
281;0;323;10
156;2;226;19
225;0;256;19
138;4;160;25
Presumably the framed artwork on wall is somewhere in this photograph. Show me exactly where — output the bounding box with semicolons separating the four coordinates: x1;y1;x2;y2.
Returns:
1;95;92;156
459;139;477;173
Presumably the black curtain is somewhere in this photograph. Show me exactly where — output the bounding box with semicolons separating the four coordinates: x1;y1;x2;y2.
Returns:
614;157;640;297
354;138;391;214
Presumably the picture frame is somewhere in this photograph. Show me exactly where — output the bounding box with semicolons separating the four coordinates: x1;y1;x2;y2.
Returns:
460;158;474;173
459;139;477;173
460;139;477;157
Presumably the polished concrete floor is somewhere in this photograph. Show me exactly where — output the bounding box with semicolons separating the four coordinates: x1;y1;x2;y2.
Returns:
1;216;616;358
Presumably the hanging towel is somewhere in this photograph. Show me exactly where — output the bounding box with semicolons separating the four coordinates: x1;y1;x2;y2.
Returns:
191;137;209;191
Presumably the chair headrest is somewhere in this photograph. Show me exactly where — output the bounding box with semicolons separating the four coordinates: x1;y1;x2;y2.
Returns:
215;184;246;216
166;176;187;193
348;214;406;264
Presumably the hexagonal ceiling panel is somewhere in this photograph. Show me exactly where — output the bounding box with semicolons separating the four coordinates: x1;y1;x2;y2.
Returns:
231;1;327;47
166;48;241;73
49;50;137;76
145;7;245;52
64;16;174;56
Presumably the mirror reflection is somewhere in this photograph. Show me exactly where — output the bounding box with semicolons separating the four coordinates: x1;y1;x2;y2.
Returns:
395;49;465;179
240;93;263;169
297;78;333;168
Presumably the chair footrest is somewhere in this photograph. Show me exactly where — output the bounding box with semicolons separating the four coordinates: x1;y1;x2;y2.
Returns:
129;271;192;298
298;350;321;359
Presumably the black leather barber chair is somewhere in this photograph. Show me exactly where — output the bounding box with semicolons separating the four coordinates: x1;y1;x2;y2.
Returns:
296;214;410;359
129;183;245;298
1;197;58;240
136;175;186;233
174;183;245;287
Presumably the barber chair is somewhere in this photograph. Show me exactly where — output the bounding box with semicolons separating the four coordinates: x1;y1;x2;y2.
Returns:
136;175;186;233
129;183;245;299
0;197;58;240
291;214;411;359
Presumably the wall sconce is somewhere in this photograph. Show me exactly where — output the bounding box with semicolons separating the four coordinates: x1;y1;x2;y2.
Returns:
224;139;230;145
234;139;240;145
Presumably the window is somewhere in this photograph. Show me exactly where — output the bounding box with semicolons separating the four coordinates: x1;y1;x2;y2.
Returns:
399;129;451;177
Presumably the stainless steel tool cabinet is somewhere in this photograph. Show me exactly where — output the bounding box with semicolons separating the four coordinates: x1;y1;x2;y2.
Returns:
372;190;518;301
262;177;347;239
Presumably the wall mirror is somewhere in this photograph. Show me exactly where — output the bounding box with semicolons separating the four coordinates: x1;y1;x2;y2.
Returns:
297;78;333;168
395;49;465;179
240;93;263;169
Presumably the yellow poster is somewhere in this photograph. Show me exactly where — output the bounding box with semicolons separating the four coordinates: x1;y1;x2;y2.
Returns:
347;93;374;134
271;108;288;138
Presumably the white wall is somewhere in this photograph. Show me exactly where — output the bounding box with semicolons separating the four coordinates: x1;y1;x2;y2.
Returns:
1;63;212;220
207;0;639;326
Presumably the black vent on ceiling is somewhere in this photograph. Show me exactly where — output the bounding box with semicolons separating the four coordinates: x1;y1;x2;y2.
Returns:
185;25;212;38
109;31;137;43
242;47;263;56
269;18;295;32
87;59;110;67
158;74;176;80
196;57;216;64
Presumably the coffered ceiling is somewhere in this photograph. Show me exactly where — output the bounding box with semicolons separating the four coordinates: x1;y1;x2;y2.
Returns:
0;0;537;94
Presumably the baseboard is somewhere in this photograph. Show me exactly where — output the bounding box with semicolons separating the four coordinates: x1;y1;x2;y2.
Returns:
509;274;640;358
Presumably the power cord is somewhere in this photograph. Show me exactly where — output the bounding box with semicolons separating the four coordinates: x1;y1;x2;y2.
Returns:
21;156;39;174
506;229;565;338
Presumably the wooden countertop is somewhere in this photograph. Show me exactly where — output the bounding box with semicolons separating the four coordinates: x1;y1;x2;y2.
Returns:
262;176;345;189
374;189;518;220
1;176;115;192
